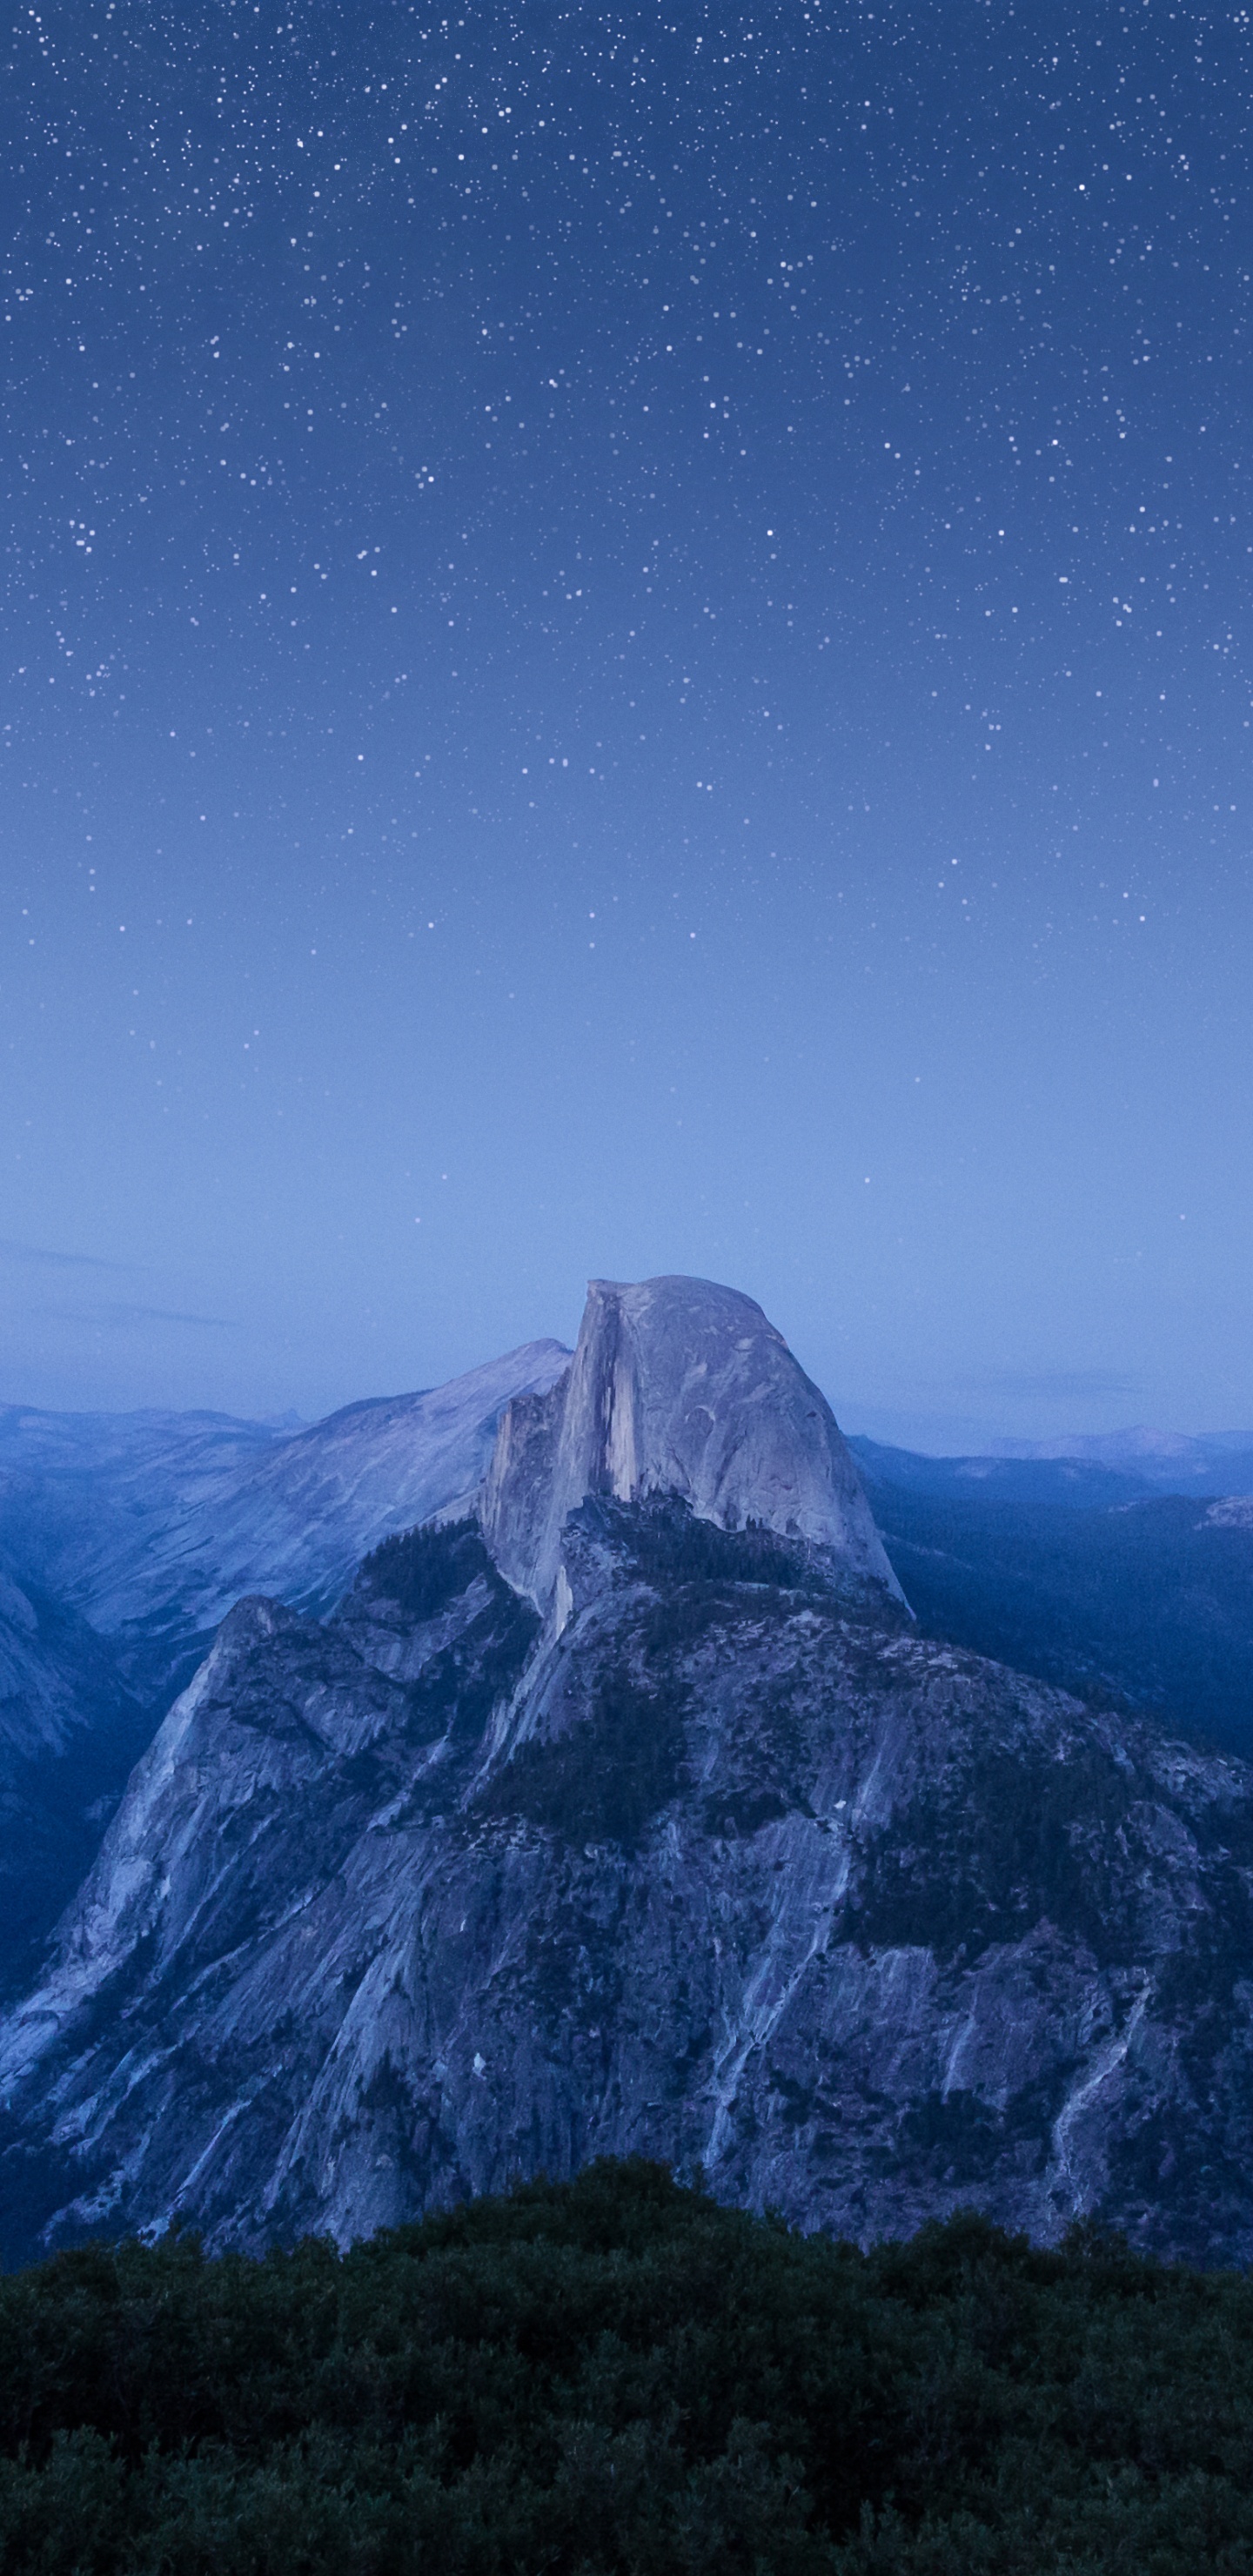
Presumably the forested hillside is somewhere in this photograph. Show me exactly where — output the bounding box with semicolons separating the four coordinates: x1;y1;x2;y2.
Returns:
865;1478;1253;1755
3;2161;1253;2573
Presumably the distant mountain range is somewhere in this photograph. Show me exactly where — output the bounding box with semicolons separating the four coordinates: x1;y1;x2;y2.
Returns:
848;1430;1253;1505
989;1426;1253;1484
2;1278;1253;2270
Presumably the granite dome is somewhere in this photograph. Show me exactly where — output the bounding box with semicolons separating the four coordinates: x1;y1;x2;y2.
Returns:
480;1275;903;1612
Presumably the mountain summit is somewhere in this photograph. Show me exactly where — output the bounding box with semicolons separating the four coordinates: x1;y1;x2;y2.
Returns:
5;1274;1253;2269
482;1275;902;1613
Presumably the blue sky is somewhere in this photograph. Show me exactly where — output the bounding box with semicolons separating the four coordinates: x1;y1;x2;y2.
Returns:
3;2;1250;1442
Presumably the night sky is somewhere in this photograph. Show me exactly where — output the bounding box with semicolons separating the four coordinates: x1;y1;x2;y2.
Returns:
3;2;1250;1444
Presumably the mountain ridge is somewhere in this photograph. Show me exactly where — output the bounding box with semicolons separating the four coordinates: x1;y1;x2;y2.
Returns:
3;1276;1253;2270
0;1341;572;1694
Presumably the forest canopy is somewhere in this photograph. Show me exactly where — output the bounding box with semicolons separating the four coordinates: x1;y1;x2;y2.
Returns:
2;2157;1251;2573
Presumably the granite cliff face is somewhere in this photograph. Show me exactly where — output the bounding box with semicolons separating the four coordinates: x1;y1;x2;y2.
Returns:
482;1276;902;1614
3;1278;1253;2270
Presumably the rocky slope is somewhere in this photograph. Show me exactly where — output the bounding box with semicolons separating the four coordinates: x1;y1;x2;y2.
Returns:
0;1566;149;2001
0;1343;570;1699
0;1345;572;1992
3;1278;1252;2270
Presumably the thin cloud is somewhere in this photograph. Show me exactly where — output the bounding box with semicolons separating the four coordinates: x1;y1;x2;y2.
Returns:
0;1238;131;1273
41;1301;239;1333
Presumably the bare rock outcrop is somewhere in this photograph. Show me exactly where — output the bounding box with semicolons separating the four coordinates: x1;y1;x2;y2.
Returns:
481;1276;902;1613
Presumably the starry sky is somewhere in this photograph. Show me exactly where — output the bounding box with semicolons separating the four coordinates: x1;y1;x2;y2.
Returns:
3;1;1250;1444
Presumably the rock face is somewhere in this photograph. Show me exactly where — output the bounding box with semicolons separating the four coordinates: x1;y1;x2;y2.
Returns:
0;1346;572;1990
3;1277;1253;2271
0;1344;571;1699
3;1499;1253;2269
0;1566;149;2002
482;1277;901;1613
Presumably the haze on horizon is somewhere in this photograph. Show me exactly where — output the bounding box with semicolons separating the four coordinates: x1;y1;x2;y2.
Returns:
2;3;1250;1449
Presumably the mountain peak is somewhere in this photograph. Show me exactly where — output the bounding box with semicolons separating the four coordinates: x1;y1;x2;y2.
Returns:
481;1273;904;1611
